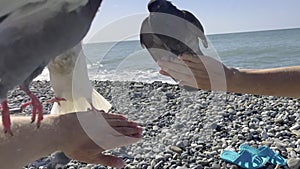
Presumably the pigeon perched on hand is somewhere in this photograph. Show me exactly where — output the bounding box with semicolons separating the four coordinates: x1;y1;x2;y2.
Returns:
0;0;103;135
140;0;208;58
48;43;112;114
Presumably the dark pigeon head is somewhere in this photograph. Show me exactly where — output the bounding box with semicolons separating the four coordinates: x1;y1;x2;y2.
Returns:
148;0;175;13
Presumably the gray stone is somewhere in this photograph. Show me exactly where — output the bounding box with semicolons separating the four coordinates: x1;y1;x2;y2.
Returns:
287;158;300;169
291;130;300;138
290;123;300;130
192;164;203;169
169;146;183;154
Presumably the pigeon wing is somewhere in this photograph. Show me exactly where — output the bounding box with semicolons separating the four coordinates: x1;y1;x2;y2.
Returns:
140;17;154;49
140;17;173;62
182;10;208;48
0;0;89;18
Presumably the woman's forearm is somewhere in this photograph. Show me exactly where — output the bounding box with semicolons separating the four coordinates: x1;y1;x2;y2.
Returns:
158;54;300;98
0;115;65;169
228;66;300;98
0;111;142;169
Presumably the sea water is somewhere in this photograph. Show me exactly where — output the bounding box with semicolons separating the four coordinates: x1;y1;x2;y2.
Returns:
38;28;300;83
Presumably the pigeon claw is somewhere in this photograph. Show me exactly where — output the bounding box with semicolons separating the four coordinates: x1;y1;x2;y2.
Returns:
1;101;13;136
87;104;128;120
30;106;37;123
88;103;105;113
4;127;13;136
46;97;66;106
20;92;43;128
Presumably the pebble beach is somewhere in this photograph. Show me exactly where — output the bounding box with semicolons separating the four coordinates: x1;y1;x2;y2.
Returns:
7;80;299;169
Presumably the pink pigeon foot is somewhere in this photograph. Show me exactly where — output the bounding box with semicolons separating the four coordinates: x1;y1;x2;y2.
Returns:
89;103;101;112
20;90;43;127
46;97;66;106
1;101;13;135
88;103;113;115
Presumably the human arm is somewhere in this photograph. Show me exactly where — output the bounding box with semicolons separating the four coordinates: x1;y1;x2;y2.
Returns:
158;54;300;98
0;111;142;169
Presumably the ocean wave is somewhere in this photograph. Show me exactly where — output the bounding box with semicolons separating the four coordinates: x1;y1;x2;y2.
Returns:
34;68;176;84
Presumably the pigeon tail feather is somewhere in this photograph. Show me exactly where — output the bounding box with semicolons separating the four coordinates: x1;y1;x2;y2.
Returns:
50;89;111;114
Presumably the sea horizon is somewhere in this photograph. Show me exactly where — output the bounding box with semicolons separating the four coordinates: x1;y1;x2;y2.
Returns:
36;28;300;83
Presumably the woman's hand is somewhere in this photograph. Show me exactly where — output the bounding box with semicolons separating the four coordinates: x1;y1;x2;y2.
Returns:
57;111;142;168
158;54;234;91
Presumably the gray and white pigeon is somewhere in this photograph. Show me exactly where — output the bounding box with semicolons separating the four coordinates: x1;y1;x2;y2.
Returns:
47;43;142;151
140;0;208;58
0;0;103;135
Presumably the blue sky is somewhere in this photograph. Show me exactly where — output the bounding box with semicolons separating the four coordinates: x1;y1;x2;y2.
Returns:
84;0;300;43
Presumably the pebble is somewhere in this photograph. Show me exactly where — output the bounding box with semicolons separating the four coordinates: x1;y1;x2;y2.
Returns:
287;158;300;169
15;81;300;169
291;130;300;138
169;146;183;154
47;151;71;169
290;123;300;130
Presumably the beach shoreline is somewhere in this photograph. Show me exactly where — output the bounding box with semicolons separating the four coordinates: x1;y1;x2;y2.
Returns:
6;80;299;169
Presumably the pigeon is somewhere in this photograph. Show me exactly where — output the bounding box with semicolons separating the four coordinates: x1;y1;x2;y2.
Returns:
0;0;103;135
140;0;208;58
47;43;112;114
